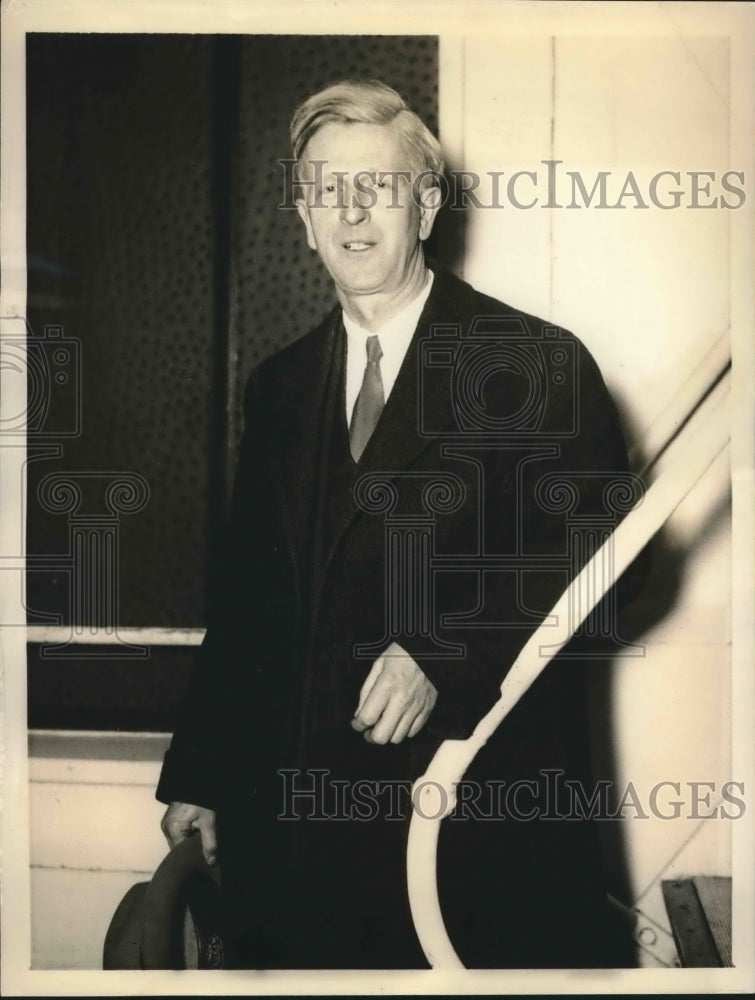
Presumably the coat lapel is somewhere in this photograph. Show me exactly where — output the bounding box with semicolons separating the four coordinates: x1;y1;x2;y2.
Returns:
272;307;342;572
353;265;466;475
320;266;471;569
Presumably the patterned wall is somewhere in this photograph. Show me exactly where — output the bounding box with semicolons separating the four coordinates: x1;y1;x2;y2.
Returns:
26;35;217;630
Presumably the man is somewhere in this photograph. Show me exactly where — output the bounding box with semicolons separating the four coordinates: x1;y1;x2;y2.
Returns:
157;79;640;969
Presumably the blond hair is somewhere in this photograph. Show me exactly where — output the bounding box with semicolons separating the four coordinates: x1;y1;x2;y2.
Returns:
290;79;444;188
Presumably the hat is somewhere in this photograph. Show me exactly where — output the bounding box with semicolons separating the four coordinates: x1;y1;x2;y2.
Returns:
103;833;225;969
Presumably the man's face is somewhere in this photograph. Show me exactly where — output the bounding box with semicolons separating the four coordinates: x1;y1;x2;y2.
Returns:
295;121;439;301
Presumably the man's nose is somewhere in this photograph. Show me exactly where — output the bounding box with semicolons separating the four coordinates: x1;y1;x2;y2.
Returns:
339;184;371;225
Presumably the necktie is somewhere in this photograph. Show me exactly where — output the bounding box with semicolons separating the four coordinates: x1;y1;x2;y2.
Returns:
349;334;384;462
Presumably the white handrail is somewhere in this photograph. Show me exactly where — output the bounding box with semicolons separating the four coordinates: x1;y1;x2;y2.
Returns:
406;369;731;968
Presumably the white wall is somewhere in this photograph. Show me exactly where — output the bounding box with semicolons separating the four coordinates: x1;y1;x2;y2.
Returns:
28;732;169;970
445;28;734;966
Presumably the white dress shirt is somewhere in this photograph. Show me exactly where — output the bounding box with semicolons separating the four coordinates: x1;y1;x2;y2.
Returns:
343;270;435;424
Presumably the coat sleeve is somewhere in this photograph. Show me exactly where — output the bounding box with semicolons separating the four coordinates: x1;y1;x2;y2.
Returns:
156;371;268;808
399;335;650;741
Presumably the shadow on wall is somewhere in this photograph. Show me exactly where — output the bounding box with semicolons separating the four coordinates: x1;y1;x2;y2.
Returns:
428;153;467;278
586;391;730;926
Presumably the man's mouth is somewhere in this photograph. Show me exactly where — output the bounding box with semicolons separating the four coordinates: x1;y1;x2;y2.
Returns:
343;241;374;252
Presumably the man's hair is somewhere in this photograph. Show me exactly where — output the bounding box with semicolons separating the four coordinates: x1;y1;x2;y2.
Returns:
290;78;444;188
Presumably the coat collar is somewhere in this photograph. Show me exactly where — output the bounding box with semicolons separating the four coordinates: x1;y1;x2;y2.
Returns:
354;262;468;474
273;263;483;569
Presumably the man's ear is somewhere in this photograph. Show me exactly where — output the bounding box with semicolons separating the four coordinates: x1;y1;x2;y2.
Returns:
417;183;442;242
296;198;318;251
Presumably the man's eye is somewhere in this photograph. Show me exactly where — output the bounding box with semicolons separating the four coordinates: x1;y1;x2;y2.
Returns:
376;180;387;189
324;184;336;193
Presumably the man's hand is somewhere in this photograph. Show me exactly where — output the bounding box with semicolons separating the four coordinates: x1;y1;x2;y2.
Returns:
351;642;438;744
161;801;218;866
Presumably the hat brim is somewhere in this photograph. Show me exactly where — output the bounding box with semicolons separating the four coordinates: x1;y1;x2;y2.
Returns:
103;834;225;970
103;881;149;969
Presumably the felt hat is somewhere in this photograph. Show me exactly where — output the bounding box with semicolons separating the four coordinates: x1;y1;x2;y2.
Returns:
103;833;225;969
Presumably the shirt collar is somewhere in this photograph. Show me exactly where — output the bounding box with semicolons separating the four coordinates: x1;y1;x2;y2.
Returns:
342;269;435;420
342;269;434;351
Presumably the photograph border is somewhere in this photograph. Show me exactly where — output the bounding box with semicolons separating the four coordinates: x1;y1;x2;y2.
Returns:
2;1;753;995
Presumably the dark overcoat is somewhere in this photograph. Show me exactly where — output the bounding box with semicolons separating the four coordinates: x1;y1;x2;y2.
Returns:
157;265;641;968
